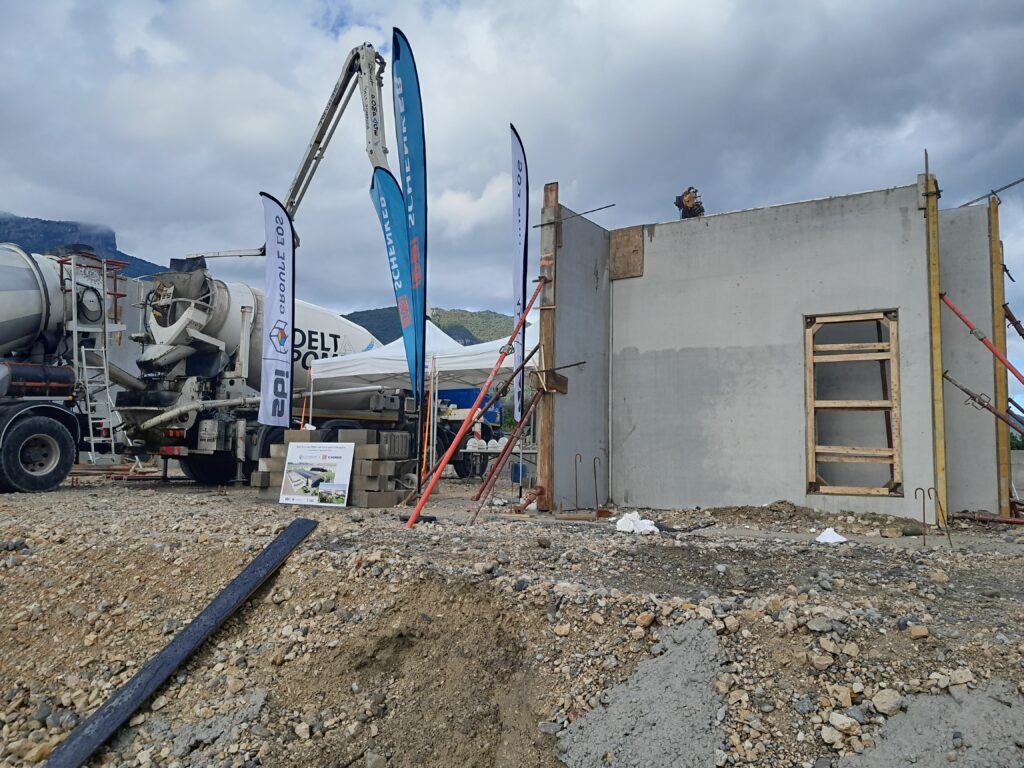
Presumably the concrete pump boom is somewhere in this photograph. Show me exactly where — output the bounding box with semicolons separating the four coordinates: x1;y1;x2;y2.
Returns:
190;42;390;259
286;42;390;217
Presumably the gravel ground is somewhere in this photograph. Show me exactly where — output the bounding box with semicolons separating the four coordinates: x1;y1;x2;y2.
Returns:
1;479;1023;767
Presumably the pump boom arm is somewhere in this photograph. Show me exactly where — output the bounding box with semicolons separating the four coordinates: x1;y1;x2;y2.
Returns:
285;43;390;217
188;43;390;259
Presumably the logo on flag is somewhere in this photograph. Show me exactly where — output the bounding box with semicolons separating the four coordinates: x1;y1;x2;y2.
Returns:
269;319;290;354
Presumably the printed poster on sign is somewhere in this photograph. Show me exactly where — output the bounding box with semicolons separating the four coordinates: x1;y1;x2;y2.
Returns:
279;442;355;507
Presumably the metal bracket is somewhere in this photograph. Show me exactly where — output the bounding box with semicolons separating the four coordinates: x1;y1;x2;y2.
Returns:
965;392;990;410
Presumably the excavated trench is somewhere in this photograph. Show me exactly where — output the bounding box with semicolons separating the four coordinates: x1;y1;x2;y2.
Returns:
253;577;563;768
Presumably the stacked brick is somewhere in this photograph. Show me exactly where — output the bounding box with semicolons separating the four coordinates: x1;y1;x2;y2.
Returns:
250;429;319;501
251;428;416;507
345;429;416;507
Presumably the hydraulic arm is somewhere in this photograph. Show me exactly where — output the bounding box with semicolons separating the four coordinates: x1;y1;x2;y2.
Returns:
285;43;390;216
189;43;390;259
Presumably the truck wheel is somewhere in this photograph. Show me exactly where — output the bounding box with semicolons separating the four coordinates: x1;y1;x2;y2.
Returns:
318;419;360;442
179;455;238;485
0;416;76;493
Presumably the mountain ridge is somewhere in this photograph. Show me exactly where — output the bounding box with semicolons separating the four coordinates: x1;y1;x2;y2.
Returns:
0;211;165;278
0;213;513;342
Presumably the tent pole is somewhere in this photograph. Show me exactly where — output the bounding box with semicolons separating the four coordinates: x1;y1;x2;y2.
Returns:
431;362;438;468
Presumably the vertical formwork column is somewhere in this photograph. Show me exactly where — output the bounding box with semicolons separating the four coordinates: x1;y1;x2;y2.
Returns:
989;196;1011;517
537;182;559;510
925;173;948;521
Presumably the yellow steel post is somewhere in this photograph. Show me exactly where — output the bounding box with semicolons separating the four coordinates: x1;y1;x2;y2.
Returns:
536;182;559;510
989;196;1011;517
926;173;948;523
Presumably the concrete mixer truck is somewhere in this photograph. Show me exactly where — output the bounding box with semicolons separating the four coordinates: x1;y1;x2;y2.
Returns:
113;42;428;484
0;241;404;490
113;257;402;483
0;243;146;492
1;42;436;489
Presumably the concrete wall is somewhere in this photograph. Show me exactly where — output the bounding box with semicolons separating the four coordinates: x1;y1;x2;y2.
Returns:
939;207;1001;513
550;206;610;510
608;185;938;520
1011;450;1024;490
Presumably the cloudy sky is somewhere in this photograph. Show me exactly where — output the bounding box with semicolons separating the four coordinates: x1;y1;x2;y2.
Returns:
1;0;1022;329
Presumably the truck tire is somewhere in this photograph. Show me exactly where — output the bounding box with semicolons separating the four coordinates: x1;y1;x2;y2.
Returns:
0;416;76;493
179;455;238;485
318;419;360;442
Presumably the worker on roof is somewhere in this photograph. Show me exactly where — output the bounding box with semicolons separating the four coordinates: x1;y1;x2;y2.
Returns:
674;186;705;219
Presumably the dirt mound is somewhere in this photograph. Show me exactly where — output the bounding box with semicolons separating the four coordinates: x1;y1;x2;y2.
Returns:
4;481;1024;767
260;579;559;768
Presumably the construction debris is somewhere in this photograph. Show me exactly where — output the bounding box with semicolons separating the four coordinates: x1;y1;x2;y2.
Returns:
614;511;658;534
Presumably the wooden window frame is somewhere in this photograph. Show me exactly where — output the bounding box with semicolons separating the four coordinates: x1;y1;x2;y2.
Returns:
805;310;903;497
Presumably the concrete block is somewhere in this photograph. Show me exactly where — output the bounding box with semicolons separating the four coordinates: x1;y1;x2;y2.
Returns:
356;459;398;477
354;444;382;460
269;443;288;458
268;471;283;488
352;475;397;492
257;486;280;501
250;470;270;488
285;429;322;443
378;431;411;459
258;457;285;472
337;429;377;444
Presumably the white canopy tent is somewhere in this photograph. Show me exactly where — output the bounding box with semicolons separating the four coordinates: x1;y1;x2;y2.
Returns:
310;320;538;392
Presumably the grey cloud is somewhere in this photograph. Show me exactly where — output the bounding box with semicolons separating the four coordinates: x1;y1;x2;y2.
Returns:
0;0;1021;331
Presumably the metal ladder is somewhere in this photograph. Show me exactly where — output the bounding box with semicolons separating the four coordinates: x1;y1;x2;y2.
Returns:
79;332;120;464
60;252;128;465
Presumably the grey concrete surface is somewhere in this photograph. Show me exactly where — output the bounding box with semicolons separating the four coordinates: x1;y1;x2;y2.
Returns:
839;680;1024;767
939;206;1002;514
608;185;936;519
551;205;610;511
558;621;722;768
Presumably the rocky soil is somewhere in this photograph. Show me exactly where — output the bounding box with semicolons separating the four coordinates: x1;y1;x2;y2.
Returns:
1;481;1023;767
